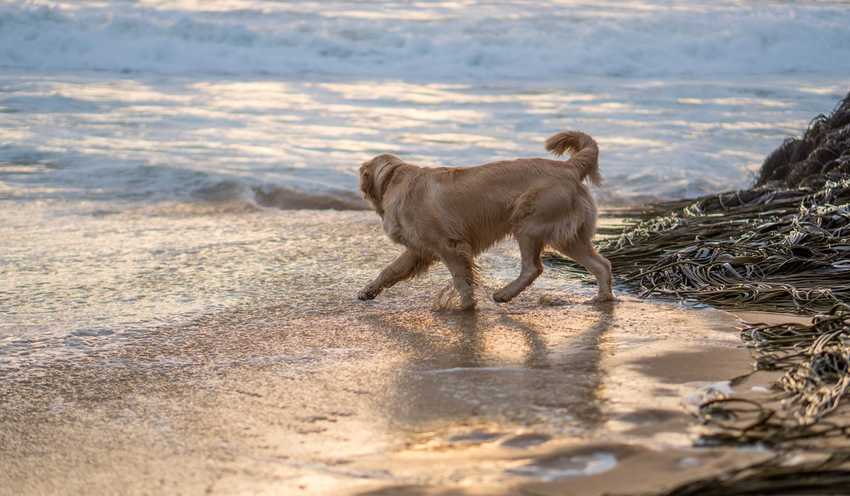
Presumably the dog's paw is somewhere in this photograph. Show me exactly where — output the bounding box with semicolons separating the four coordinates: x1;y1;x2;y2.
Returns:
357;287;379;301
492;290;512;303
459;299;477;311
585;294;618;305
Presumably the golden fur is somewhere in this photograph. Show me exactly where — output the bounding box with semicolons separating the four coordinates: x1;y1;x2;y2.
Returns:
357;131;613;310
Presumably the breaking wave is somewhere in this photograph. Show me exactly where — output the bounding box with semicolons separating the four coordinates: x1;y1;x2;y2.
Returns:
2;1;849;80
192;180;369;211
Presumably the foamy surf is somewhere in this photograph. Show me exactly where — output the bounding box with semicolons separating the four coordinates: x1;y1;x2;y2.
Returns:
193;180;368;211
2;1;849;79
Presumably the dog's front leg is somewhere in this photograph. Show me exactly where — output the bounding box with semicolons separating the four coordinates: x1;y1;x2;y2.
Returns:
358;249;432;301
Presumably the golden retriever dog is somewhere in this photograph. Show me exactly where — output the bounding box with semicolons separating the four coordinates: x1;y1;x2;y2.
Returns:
357;131;613;310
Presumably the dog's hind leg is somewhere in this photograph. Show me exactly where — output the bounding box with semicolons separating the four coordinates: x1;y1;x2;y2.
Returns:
556;238;614;303
438;241;477;311
358;249;433;300
493;234;543;303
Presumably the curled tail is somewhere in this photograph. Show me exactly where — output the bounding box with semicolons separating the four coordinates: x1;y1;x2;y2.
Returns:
544;131;601;185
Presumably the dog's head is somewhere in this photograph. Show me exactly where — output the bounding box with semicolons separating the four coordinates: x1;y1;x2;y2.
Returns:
359;153;404;215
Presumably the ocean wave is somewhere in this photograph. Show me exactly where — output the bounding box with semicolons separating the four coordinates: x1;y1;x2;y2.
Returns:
192;180;368;211
1;1;849;79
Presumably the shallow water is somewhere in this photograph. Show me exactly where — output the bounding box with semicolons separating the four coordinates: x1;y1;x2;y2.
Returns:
0;206;599;369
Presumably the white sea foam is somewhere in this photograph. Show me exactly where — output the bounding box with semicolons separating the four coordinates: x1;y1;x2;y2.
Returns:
684;380;735;407
508;452;618;480
2;1;849;80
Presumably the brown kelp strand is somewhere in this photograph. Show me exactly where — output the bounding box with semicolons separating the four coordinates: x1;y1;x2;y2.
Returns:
653;451;850;496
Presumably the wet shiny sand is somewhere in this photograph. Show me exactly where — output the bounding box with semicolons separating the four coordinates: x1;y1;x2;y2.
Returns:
0;211;766;495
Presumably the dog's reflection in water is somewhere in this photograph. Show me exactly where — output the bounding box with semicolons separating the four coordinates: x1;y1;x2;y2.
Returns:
367;302;615;430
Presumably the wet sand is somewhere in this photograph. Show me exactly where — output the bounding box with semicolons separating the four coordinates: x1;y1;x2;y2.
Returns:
0;211;769;495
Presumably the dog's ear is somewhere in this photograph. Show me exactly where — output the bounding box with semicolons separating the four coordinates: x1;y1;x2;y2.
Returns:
359;160;382;214
361;154;403;215
359;162;376;201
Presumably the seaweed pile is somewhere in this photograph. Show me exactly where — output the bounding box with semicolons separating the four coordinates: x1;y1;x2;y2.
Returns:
757;92;850;189
597;179;850;313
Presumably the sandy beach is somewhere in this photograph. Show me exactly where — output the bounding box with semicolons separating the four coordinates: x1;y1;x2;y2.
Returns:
1;210;772;496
